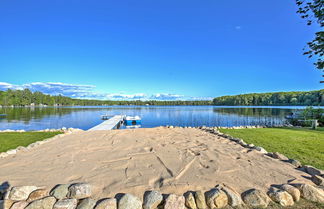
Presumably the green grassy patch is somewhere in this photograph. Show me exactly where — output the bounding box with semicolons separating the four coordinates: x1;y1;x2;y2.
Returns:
220;127;324;170
0;132;62;153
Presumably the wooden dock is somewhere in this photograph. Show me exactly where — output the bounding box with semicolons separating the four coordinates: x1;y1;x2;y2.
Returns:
88;115;124;131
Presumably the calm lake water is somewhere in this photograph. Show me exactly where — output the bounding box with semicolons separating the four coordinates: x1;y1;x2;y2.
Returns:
0;106;316;131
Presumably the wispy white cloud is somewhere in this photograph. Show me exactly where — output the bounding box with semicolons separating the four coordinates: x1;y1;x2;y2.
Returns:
0;82;211;101
235;26;242;30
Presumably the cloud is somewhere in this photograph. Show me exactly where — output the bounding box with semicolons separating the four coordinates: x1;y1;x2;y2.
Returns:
235;26;242;30
0;82;211;101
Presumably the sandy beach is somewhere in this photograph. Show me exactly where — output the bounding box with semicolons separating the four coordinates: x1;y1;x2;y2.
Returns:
0;127;313;198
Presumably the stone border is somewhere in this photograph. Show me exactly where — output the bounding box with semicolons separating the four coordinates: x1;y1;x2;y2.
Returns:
0;181;323;209
0;128;83;159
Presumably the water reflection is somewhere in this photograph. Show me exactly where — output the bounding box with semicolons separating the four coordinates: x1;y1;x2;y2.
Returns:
0;106;309;131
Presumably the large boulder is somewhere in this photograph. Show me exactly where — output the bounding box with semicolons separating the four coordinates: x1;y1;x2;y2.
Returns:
184;192;197;209
50;184;70;200
295;184;324;203
219;185;243;207
268;189;294;206
118;194;142;209
53;199;77;209
311;175;324;186
205;188;228;208
8;186;38;201
76;198;97;209
27;189;49;202
143;191;163;209
303;165;324;177
241;189;270;208
68;183;91;199
280;184;300;202
194;191;207;209
272;152;289;161
10;201;29;209
25;196;57;209
164;194;185;209
94;198;117;209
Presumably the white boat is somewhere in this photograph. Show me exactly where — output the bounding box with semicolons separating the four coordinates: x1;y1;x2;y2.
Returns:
124;116;141;125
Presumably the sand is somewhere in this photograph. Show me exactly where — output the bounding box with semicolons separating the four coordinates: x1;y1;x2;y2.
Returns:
0;127;313;198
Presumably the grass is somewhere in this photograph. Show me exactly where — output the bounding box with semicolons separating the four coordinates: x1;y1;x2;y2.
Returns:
220;127;324;170
0;131;62;153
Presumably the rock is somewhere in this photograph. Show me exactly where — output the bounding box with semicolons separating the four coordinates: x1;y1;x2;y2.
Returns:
296;184;324;203
219;185;243;206
164;194;185;209
0;199;14;209
94;198;117;209
10;201;29;209
0;152;9;158
194;191;207;209
303;165;324;176
241;189;270;208
268;189;294;206
143;191;163;209
25;196;57;209
280;184;300;202
68;183;91;199
311;175;324;186
247;144;255;148
8;186;38;201
118;194;142;209
6;149;17;155
54;199;77;209
184;192;197;209
50;184;70;200
205;188;228;208
254;146;267;154
76;198;97;209
272;152;289;161
289;159;302;168
27;189;49;202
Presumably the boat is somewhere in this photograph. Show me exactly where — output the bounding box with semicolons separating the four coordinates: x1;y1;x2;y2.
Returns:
124;116;141;126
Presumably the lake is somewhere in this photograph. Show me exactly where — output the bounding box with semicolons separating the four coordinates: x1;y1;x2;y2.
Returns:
0;106;315;131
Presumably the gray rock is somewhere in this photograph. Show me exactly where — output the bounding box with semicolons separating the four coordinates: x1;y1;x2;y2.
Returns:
219;185;243;206
242;189;270;208
8;186;38;201
268;189;294;206
194;191;207;209
25;196;57;209
289;159;302;168
50;184;70;200
303;165;324;176
54;199;78;209
272;152;289;161
143;191;163;209
205;188;228;208
184;192;197;209
280;184;300;202
254;146;268;154
311;175;324;186
118;194;142;209
94;198;117;209
76;198;97;209
164;194;185;209
10;201;29;209
68;183;91;199
295;184;324;203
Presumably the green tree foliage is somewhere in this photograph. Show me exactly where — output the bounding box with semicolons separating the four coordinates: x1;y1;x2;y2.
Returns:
296;0;323;69
0;89;212;106
213;89;324;106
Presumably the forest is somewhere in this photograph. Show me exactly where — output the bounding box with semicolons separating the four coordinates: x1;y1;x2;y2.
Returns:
0;89;211;106
212;89;324;106
0;89;323;107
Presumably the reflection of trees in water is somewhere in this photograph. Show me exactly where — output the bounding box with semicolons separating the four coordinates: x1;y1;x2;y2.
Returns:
0;107;82;122
213;108;291;117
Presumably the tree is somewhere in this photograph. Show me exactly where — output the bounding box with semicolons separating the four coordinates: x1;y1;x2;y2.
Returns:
296;0;323;69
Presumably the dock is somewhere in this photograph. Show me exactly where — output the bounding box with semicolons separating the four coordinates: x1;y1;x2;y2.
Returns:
88;115;124;131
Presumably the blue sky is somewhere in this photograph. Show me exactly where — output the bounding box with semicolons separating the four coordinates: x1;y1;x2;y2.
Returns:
0;0;322;100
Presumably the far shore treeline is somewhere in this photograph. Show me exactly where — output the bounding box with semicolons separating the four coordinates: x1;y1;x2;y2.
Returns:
0;89;323;107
